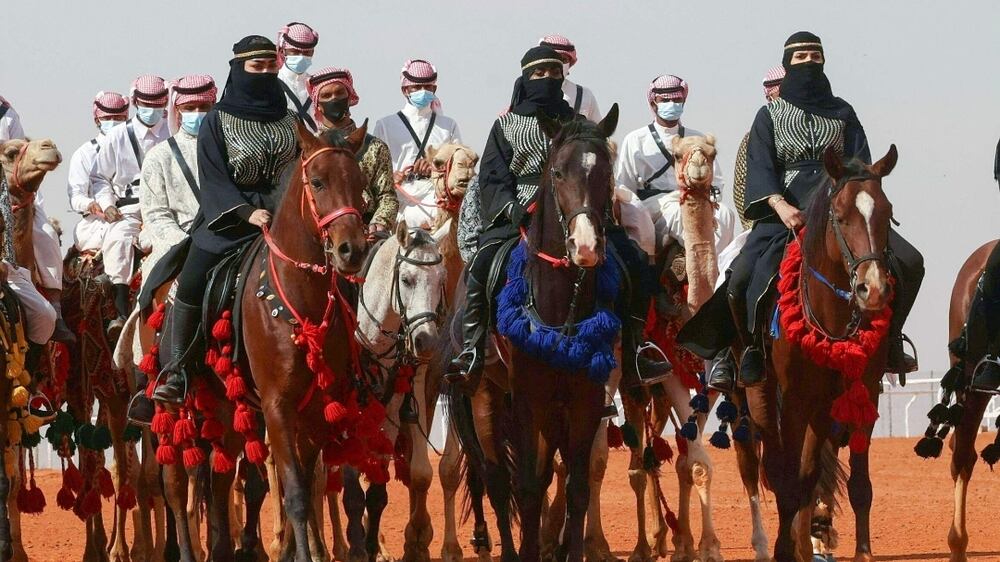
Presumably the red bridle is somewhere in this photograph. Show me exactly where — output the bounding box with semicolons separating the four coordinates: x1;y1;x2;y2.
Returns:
8;143;35;213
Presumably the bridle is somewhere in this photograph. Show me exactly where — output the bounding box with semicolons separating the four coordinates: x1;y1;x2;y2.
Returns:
676;147;721;205
430;149;472;214
356;229;444;362
263;146;363;276
8;143;35;213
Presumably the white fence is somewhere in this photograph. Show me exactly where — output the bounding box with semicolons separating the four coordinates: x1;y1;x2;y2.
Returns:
28;371;1000;470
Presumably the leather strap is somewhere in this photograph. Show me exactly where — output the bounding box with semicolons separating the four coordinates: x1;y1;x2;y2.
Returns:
396;111;437;160
573;85;583;114
280;82;317;130
167;137;200;202
126;121;144;168
642;123;684;190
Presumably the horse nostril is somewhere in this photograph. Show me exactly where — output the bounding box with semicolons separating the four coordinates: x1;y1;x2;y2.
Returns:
856;283;869;300
567;238;577;254
337;242;353;258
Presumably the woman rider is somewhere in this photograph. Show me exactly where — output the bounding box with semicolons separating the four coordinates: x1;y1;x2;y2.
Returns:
965;143;1000;392
152;35;301;404
446;45;671;387
690;32;923;392
308;67;398;236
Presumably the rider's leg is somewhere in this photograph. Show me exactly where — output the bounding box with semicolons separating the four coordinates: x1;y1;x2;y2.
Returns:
445;239;506;385
971;243;1000;392
5;263;56;346
726;248;765;386
886;230;924;375
151;245;220;404
102;214;142;338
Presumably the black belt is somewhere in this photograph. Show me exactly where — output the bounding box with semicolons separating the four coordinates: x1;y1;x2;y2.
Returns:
785;159;823;171
637;188;671;201
117;197;139;207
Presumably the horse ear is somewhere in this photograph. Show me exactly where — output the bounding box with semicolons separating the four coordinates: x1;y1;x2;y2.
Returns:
347;118;369;155
396;220;409;248
536;110;563;139
870;144;898;178
425;144;438;165
295;119;319;153
822;145;844;181
596;103;619;138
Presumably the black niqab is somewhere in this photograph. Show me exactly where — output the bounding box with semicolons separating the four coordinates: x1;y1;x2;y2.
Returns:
214;35;288;123
508;46;575;120
778;31;857;122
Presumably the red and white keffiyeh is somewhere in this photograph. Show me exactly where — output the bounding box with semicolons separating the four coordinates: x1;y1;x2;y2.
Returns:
308;67;360;122
400;59;437;88
647;74;688;105
538;34;577;67
168;75;217;134
277;22;319;50
763;66;786;98
131;74;168;106
93;91;129;119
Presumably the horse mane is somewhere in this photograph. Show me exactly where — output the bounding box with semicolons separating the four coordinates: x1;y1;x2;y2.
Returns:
802;158;871;257
318;128;354;150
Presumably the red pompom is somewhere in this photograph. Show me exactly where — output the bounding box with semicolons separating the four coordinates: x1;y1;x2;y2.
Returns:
56;485;75;510
205;347;220;368
116;483;137;511
152;409;176;436
245;438;269;464
82;488;102;518
325;469;344;494
233;404;256;434
183;446;206;468
147;303;166;331
848;430;869;454
19;480;46;514
211;444;236;473
201;417;224;441
98;467;115;499
156;442;177;465
64;460;83;493
652;435;674;463
225;372;247;401
212;311;233;342
214;354;233;378
138;346;160;376
324;401;348;424
363;460;391;485
173;417;196;443
606;423;624;449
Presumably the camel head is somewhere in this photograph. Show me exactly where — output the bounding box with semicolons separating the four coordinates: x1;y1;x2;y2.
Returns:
1;138;62;194
427;142;479;212
671;134;716;190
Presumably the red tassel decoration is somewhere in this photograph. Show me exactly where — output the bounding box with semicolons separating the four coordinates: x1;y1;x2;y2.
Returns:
98;467;115;499
205;347;220;368
116;483;137;511
233;404;255;434
214;352;233;378
18;479;45;514
848;430;869;454
147;303;167;330
82;488;102;517
652;435;674;463
138;345;160;376
225;369;247;400
64;460;83;493
245;438;269;464
606;423;624;449
151;409;176;436
200;417;224;441
173;417;196;443
156;442;178;465
56;485;75;511
324;401;348;424
363;460;391;485
211;444;236;473
183;446;206;468
212;310;233;342
325;469;344;494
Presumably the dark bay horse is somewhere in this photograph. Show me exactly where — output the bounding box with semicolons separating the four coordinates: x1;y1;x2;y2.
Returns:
452;106;621;562
159;120;370;562
752;145;899;562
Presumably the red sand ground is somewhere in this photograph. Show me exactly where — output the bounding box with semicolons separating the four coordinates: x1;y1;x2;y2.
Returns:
20;436;1000;561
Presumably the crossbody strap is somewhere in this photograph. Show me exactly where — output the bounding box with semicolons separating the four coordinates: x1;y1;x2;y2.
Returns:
280;81;317;130
643;124;685;189
167;137;200;202
396;111;437;160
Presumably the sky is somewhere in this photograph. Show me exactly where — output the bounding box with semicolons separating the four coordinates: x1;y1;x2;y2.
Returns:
2;0;998;371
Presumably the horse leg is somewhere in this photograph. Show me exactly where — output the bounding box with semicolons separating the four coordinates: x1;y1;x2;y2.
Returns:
107;396;134;562
847;433;873;562
511;366;557;562
237;462;269;562
476;373;517;562
541;454;568;561
733;392;769;562
365;483;390;562
327;471;350;562
342;467;368;562
130;429;154;562
265;434;285;561
190;463;208;562
948;391;990;562
584;416;618;562
437;426;465;562
621;393;653;562
402;367;434;562
162;454;198;562
561;382;604;562
307;459;331;562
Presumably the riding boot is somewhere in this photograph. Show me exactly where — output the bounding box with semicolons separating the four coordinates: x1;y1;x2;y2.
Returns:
728;291;765;386
151;299;202;404
706;348;736;394
445;276;489;387
39;288;76;345
108;283;131;342
971;291;1000;393
127;368;155;426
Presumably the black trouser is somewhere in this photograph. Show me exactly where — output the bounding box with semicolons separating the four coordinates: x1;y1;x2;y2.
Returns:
175;244;224;306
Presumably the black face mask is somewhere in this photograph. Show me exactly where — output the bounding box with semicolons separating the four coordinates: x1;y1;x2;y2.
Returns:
523;77;564;103
321;97;350;124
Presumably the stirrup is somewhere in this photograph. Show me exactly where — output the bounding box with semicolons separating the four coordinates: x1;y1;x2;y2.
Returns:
151;368;190;404
635;341;672;386
125;390;153;427
971;355;1000;395
901;333;918;372
445;346;479;383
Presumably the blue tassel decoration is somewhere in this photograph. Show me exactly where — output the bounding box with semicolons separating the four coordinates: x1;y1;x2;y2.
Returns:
689;392;710;414
680;416;699;441
716;398;738;423
733;417;751;443
710;424;731;449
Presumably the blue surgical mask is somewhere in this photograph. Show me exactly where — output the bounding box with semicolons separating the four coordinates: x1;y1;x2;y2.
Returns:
136;106;163;126
180;111;207;135
656;101;684;122
284;55;312;75
98;119;119;135
408;89;435;109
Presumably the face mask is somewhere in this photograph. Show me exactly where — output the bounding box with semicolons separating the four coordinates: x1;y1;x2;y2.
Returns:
98;119;119;134
408;89;435;109
180;111;207;135
284;55;312;75
523;77;564;103
321;98;350;124
656;101;684;122
136;106;163;126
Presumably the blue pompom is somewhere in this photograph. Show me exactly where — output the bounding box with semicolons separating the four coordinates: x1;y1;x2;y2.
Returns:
690;393;710;414
733;419;751;443
710;429;731;449
680;420;699;441
716;399;738;423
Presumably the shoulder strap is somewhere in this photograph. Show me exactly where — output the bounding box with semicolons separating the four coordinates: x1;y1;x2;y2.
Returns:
126;121;143;168
644;123;674;188
396;111;437;160
573;85;583;114
167;137;200;202
90;137;101;154
279;81;317;130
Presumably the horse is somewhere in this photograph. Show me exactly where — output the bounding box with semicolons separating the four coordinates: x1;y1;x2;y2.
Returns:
750;145;899;562
157;119;374;562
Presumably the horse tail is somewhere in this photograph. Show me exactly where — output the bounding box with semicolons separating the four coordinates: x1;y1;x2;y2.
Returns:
444;382;485;524
816;440;846;514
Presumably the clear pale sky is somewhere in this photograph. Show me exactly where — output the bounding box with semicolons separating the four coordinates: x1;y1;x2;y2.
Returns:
3;1;998;371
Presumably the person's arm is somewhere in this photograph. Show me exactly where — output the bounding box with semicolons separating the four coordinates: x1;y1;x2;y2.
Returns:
614;133;642;193
371;117;389;145
91;134;119;211
743;107;783;221
844;111;871;164
139;151;187;246
67;146;98;214
367;140;398;230
196;111;255;232
478;120;518;230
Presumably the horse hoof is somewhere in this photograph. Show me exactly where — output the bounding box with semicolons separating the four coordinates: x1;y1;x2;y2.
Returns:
440;542;464;562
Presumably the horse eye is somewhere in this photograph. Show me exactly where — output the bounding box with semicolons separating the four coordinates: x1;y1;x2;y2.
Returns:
433;159;445;168
552;169;564;181
310;178;324;190
401;276;414;288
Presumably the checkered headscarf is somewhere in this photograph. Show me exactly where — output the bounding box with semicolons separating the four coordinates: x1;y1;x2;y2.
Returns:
763;66;786;99
400;59;437;88
130;74;168;106
538;34;577;67
308;67;360;121
647;74;688;105
277;22;319;50
93;91;129;119
167;75;217;134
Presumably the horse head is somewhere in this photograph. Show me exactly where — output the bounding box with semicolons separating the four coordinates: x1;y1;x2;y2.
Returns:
672;134;717;191
537;103;619;268
391;221;446;361
1;138;62;195
427;142;479;214
294;119;369;274
817;144;898;312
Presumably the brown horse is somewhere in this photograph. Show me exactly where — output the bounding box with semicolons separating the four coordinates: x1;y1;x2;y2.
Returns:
752;145;899;562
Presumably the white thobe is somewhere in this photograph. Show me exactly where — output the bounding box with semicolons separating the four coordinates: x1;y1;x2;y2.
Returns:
68;136;111;252
373;102;462;172
91;116;169;283
562;78;601;123
0;103;25;142
4;263;55;344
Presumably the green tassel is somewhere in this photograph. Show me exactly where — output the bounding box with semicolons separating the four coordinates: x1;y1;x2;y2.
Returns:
91;425;113;450
123;424;142;443
621;421;640;449
20;431;40;448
